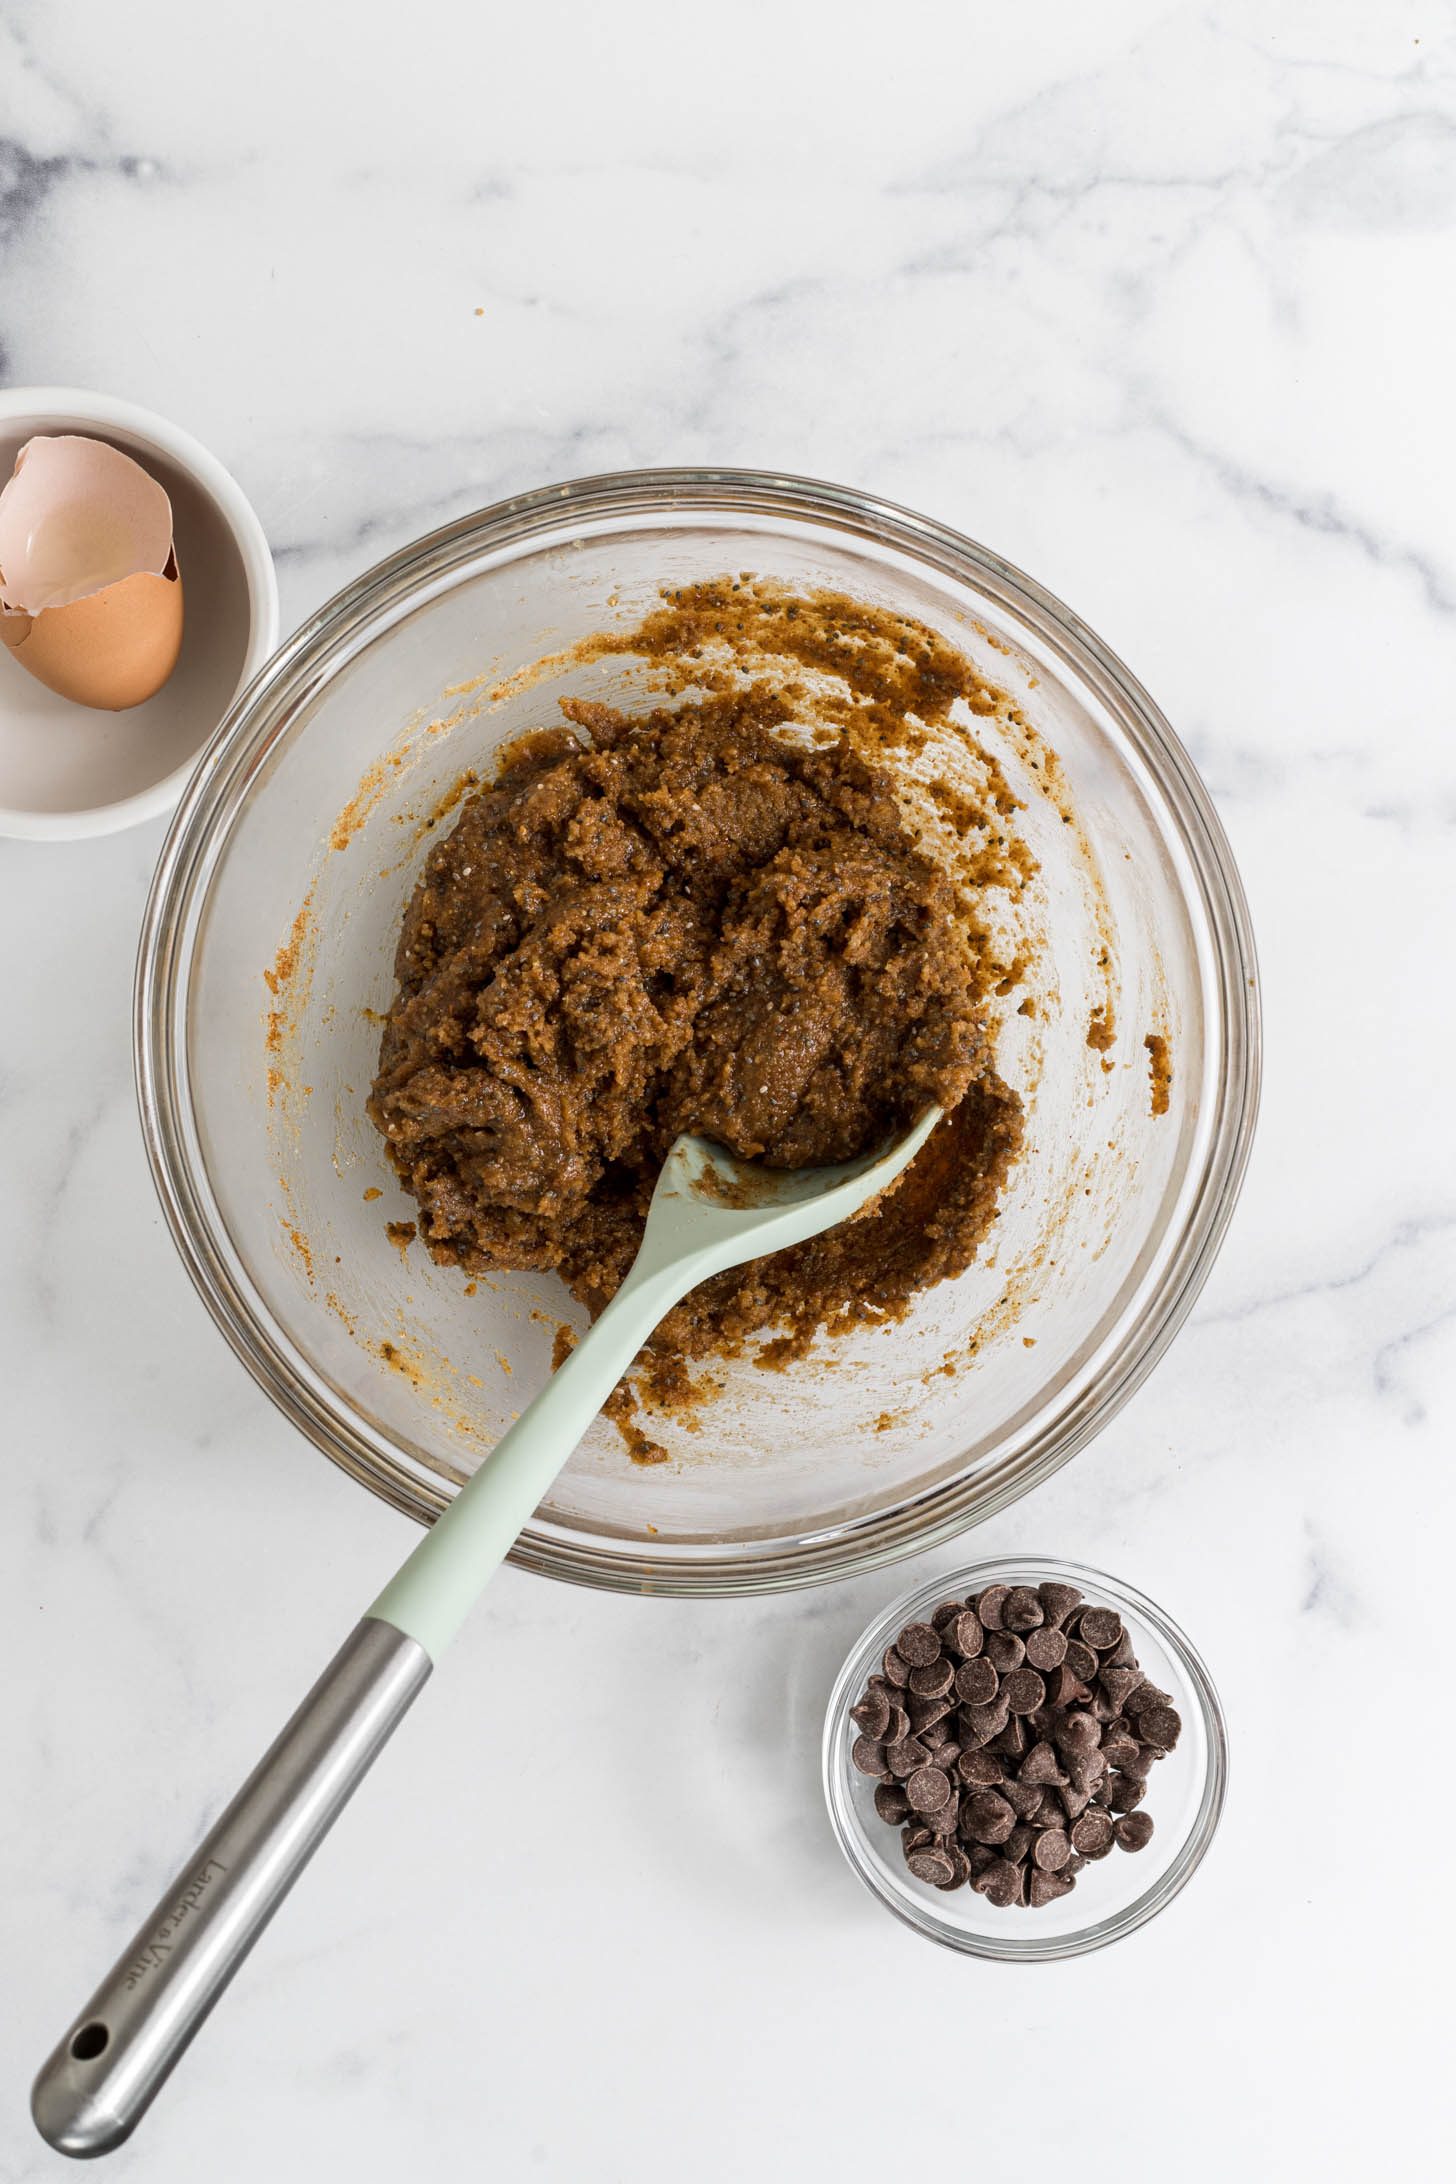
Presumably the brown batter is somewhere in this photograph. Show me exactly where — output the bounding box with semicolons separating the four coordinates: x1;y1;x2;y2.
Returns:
369;630;1025;1451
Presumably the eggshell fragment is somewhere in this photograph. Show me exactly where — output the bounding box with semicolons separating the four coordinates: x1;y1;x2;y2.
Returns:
2;560;184;710
0;435;184;710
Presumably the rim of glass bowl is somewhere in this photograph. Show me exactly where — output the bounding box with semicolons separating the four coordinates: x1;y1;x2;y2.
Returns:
135;468;1261;1596
823;1557;1228;1958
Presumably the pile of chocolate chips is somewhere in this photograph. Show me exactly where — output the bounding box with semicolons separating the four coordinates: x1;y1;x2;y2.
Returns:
850;1581;1181;1906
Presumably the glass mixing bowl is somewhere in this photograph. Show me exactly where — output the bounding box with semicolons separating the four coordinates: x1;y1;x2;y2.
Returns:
136;469;1259;1594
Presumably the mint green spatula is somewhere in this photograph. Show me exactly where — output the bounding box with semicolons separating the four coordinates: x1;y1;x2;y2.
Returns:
33;1107;941;2158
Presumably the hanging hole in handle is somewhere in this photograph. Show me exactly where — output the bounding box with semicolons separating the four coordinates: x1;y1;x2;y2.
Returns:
70;2023;109;2061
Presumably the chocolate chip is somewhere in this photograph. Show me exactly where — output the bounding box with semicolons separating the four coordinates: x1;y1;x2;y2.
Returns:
931;1739;961;1771
983;1629;1026;1672
1053;1710;1101;1755
955;1657;999;1705
965;1699;1010;1746
1107;1773;1146;1812
976;1859;1023;1907
958;1749;1004;1787
1059;1675;1099;1720
896;1622;942;1667
931;1599;966;1631
1001;1667;1047;1715
1067;1748;1106;1793
1128;1683;1174;1718
991;1716;1028;1759
976;1584;1011;1631
1115;1811;1155;1852
874;1793;908;1839
908;1694;955;1736
1028;1867;1076;1907
1033;1828;1072;1871
967;1843;998;1876
1037;1582;1083;1627
1071;1809;1115;1858
1003;1586;1045;1632
902;1823;933;1853
851;1690;893;1740
1099;1730;1140;1770
1020;1742;1066;1785
1102;1626;1138;1669
1063;1639;1099;1681
1024;1627;1068;1672
1001;1779;1046;1819
1078;1607;1123;1650
934;1844;972;1890
1099;1666;1144;1712
1003;1824;1035;1865
948;1609;984;1659
882;1646;911;1688
964;1790;1017;1844
907;1845;956;1885
921;1716;953;1748
1138;1705;1182;1751
882;1704;911;1748
886;1737;929;1777
907;1656;955;1699
852;1735;887;1775
906;1766;953;1815
928;1790;961;1835
1057;1782;1094;1821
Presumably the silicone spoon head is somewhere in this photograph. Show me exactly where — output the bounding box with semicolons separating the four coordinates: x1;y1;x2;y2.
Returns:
629;1106;945;1287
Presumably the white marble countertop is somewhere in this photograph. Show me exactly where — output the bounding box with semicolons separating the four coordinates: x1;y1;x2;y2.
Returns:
3;3;1453;2175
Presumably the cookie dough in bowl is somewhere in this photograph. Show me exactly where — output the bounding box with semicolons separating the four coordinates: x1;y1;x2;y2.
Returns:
368;648;1026;1461
137;470;1259;1593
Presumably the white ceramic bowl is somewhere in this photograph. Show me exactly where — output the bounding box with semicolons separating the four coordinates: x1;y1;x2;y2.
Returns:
0;387;278;841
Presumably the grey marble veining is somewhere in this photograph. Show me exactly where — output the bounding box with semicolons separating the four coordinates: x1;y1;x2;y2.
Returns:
2;2;1453;2177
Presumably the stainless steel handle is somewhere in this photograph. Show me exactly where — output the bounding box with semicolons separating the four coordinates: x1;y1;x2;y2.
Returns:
32;1616;431;2158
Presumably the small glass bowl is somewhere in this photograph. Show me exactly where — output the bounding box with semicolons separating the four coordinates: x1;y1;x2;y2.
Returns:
823;1556;1227;1958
